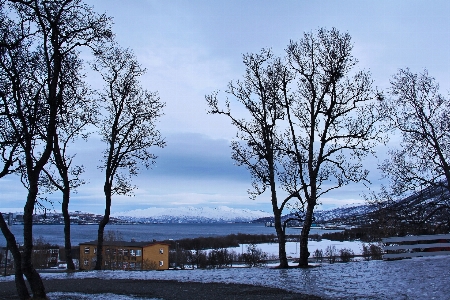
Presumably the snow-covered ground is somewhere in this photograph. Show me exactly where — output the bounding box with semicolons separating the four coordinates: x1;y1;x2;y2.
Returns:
1;255;448;299
1;241;448;299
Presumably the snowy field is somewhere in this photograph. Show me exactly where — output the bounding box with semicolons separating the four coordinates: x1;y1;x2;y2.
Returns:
236;240;365;260
2;255;447;300
1;241;449;299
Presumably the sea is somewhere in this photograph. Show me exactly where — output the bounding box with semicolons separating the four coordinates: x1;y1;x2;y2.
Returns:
0;223;330;247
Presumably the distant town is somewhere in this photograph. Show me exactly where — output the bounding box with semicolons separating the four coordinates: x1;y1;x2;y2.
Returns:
5;211;126;225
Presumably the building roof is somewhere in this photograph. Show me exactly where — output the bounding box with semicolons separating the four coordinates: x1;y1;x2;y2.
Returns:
79;240;170;247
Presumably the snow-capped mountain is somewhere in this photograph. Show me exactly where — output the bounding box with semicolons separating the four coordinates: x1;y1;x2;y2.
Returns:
112;206;272;223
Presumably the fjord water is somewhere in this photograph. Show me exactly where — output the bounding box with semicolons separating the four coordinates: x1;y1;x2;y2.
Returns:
0;223;307;247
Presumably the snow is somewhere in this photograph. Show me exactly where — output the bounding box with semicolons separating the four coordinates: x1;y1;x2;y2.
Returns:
1;241;449;299
245;239;365;257
112;206;271;222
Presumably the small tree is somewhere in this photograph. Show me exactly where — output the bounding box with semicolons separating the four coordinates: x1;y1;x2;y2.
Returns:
325;245;337;263
339;248;354;263
313;249;323;263
93;46;165;270
362;243;383;260
243;243;267;267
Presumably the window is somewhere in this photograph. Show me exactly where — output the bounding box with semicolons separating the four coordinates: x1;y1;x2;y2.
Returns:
94;247;97;254
159;261;164;266
130;249;136;256
135;250;142;256
159;248;164;254
83;259;89;266
84;247;90;254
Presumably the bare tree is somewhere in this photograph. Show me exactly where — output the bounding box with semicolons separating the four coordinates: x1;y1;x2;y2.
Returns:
285;28;383;267
41;55;96;271
0;4;34;297
379;68;450;230
206;49;300;268
93;46;165;270
0;101;28;298
0;0;111;298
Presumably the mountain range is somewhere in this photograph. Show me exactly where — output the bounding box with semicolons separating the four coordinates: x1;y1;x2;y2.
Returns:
112;206;272;223
112;203;377;224
112;185;450;226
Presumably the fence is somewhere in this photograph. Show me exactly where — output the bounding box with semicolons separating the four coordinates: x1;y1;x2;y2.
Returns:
382;233;450;260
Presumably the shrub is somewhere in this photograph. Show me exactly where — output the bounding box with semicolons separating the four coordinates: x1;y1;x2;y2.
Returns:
362;243;383;260
325;245;337;263
369;244;383;260
313;249;323;262
242;243;267;267
339;248;354;262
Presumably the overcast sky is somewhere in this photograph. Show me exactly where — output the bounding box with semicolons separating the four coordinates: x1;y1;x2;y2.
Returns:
2;0;450;214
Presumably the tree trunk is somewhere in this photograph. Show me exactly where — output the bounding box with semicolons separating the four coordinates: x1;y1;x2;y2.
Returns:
0;213;30;300
53;135;76;271
273;212;289;268
269;176;288;268
22;182;47;299
298;203;315;267
95;183;112;270
62;186;75;270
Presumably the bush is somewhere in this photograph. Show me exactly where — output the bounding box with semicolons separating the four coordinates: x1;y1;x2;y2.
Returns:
164;233;277;251
325;245;337;263
207;248;234;269
313;249;323;262
362;243;383;260
339;248;354;262
242;243;267;267
369;244;383;260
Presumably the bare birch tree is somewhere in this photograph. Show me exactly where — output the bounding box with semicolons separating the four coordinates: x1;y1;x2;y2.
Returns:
379;69;450;230
93;46;165;270
0;0;111;298
206;49;301;268
285;28;383;267
41;55;96;270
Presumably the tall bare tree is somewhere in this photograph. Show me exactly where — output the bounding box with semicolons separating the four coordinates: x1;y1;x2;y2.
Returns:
0;71;28;298
93;46;165;270
379;69;450;230
0;0;111;298
41;54;96;271
206;49;300;268
285;28;383;267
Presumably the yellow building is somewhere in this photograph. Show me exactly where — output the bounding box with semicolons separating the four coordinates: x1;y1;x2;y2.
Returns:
79;240;169;271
